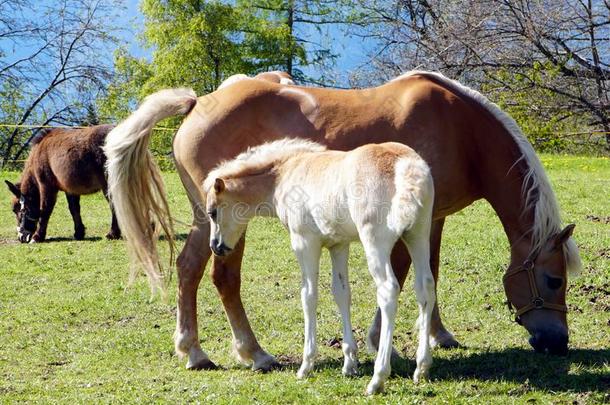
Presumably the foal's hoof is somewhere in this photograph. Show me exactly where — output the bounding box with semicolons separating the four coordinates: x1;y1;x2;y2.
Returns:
252;358;282;373
105;231;121;240
186;358;218;371
74;230;85;240
430;331;460;349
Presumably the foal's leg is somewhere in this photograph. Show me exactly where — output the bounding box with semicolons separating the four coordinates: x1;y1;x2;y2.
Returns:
368;218;458;351
292;235;322;379
32;186;58;242
66;194;85;240
402;232;435;383
329;243;358;376
361;237;400;395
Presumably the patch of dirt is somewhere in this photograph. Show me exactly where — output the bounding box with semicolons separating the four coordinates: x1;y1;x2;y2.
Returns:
0;237;18;245
585;214;610;224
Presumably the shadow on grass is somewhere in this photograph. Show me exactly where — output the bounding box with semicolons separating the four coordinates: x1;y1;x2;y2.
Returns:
428;347;610;393
44;236;102;242
263;348;609;393
159;233;189;242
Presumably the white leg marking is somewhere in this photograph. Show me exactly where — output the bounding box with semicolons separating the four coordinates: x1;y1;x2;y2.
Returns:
330;244;358;376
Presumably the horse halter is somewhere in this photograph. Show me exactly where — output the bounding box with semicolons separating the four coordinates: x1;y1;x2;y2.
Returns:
503;252;567;324
18;196;39;229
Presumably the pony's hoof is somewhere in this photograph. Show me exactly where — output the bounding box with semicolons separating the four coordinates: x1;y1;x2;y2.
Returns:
252;358;281;373
186;358;218;370
413;367;429;384
430;331;460;349
105;232;121;240
365;380;384;395
74;230;86;240
342;364;359;377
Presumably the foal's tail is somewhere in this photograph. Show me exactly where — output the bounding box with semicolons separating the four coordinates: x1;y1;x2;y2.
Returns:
103;88;197;296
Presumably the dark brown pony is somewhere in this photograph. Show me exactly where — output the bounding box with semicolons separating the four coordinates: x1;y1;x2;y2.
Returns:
105;71;582;373
5;125;120;243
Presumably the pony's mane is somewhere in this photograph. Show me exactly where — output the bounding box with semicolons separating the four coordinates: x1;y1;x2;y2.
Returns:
394;71;581;275
204;138;326;191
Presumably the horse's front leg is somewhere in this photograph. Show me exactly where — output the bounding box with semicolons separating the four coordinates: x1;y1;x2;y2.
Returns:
32;186;58;242
175;222;217;370
211;234;279;371
329;243;358;376
292;235;322;379
66;194;85;240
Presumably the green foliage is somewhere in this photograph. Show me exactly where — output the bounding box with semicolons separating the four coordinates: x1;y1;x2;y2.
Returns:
1;156;609;402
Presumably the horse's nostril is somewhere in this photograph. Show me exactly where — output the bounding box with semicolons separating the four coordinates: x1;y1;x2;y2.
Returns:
530;330;568;355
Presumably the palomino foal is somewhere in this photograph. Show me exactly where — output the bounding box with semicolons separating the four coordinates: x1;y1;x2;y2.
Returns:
203;139;436;394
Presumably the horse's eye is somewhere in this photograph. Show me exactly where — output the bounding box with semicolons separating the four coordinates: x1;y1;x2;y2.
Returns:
208;209;217;220
546;275;563;290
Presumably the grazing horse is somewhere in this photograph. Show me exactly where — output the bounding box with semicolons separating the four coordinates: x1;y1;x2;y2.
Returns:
5;125;121;243
204;139;436;394
104;70;582;373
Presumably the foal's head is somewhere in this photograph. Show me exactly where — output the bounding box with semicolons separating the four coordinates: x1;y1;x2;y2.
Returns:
5;180;39;243
205;178;257;256
503;224;577;355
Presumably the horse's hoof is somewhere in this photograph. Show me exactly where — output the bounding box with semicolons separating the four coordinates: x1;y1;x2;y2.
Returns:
252;358;282;373
105;232;121;240
430;331;460;349
186;358;218;370
365;380;384;395
74;231;85;240
342;366;359;377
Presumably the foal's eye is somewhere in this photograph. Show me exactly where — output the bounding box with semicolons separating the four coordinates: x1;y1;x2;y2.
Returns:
546;275;563;290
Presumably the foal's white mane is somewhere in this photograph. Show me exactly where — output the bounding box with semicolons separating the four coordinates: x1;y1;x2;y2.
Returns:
204;138;326;191
393;71;581;275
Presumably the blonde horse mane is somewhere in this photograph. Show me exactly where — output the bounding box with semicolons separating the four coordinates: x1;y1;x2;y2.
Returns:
394;71;582;276
204;138;326;191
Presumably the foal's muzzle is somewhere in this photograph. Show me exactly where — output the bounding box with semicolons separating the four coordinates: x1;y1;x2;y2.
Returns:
18;230;32;243
210;239;232;256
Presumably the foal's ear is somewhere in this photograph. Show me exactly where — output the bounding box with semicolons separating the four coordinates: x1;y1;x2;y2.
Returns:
214;178;226;193
553;224;576;250
4;180;20;197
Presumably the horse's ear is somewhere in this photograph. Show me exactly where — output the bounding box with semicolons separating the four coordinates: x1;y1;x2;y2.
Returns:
214;178;225;193
5;180;20;197
553;224;576;250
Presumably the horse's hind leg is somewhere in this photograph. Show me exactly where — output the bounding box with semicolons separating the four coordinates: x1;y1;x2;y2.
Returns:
101;185;121;240
402;230;436;383
329;243;358;376
361;237;400;395
211;235;279;371
66;194;85;240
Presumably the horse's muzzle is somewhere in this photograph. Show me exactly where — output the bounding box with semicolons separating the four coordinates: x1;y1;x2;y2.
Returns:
210;239;232;256
18;231;32;243
529;329;569;356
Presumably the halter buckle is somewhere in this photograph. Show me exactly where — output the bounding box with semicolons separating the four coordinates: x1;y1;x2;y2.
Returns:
523;259;534;270
533;297;544;308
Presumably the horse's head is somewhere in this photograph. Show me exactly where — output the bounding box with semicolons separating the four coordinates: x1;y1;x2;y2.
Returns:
205;178;253;256
5;180;39;243
504;224;577;355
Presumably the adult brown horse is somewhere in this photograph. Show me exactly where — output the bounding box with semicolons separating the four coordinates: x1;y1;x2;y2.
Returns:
104;71;582;372
5;125;121;243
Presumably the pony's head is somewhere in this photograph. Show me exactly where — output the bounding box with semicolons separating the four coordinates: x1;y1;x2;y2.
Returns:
205;178;255;256
504;224;578;355
5;180;39;243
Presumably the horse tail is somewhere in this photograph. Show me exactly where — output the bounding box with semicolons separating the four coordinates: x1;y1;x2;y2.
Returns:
104;88;197;297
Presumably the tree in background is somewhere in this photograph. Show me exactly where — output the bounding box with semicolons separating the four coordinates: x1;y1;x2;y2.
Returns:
348;0;609;149
0;0;122;166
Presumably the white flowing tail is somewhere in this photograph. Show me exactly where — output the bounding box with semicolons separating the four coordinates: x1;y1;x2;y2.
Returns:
104;88;197;296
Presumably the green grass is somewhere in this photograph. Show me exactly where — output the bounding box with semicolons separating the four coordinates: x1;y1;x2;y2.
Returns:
0;154;608;404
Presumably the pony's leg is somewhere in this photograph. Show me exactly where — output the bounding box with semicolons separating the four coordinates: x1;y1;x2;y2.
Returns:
174;222;217;370
368;218;459;351
402;233;436;383
211;235;279;371
101;185;121;239
329;243;358;376
66;194;85;240
32;186;58;242
292;235;322;379
361;238;400;395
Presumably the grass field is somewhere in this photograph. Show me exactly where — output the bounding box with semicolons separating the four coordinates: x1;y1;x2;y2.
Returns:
0;154;608;404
